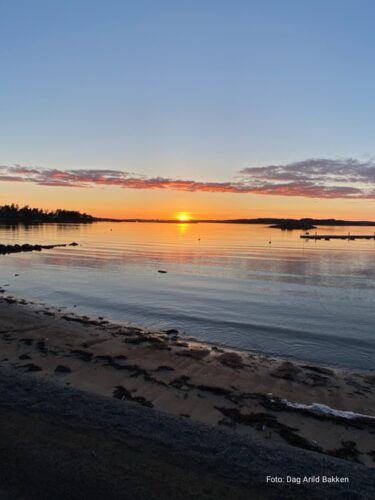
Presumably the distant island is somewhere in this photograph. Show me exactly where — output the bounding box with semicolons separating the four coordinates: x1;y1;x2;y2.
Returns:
268;220;317;230
99;216;375;228
2;205;375;228
0;204;94;224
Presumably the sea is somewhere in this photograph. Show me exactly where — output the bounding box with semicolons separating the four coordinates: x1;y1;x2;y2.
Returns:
0;221;374;370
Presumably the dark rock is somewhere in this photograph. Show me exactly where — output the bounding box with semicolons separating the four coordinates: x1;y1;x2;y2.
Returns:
20;338;33;346
36;339;48;354
364;375;375;386
216;352;243;369
327;441;360;462
216;406;322;453
113;386;153;408
197;385;232;397
123;336;145;345
22;363;42;373
304;373;329;387
54;365;71;374
302;365;334;376
70;349;93;362
155;365;175;372
0;242;79;255
272;361;301;381
169;376;192;390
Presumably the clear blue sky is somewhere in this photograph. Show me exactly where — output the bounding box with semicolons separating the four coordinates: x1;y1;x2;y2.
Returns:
1;1;375;219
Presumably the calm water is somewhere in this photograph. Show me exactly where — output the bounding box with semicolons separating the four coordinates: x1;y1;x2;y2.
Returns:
0;222;374;369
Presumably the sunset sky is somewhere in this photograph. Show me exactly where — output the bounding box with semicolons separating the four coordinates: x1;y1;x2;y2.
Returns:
2;0;375;220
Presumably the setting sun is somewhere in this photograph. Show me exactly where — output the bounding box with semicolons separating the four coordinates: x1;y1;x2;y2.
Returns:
175;212;191;222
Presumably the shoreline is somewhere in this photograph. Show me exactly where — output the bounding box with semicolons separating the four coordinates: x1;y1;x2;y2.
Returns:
2;291;374;380
0;294;374;469
1;289;370;374
1;288;373;375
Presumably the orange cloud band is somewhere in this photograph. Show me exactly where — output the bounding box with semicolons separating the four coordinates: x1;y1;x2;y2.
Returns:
1;157;374;199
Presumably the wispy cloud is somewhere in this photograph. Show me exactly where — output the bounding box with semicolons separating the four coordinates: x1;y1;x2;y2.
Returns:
1;158;375;199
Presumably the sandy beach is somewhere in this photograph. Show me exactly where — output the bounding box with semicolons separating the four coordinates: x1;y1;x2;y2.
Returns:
2;367;375;500
0;293;374;471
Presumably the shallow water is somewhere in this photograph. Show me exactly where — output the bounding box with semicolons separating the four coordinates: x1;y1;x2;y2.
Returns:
0;222;374;369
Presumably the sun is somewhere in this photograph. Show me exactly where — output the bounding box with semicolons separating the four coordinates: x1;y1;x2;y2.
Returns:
175;212;191;222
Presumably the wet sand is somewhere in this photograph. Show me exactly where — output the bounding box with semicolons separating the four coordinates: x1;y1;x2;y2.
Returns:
0;294;374;470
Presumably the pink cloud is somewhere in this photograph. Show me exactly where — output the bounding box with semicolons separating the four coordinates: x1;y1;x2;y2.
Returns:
1;158;375;199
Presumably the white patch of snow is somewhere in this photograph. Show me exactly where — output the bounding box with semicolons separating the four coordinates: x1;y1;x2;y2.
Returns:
280;399;375;420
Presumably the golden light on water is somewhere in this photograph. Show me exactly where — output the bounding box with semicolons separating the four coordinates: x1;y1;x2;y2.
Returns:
177;222;189;234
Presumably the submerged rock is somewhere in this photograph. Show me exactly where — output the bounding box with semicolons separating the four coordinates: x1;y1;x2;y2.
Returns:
0;242;79;255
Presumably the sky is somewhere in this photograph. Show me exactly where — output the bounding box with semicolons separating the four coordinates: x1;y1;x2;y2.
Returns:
1;0;375;219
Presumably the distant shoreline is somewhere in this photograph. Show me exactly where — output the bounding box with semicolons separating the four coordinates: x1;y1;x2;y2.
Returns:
2;216;375;227
95;217;375;226
2;205;375;226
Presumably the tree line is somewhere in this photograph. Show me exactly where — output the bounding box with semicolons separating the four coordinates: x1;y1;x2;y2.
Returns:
0;204;94;223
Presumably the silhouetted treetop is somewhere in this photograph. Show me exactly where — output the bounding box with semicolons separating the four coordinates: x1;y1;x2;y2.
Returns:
0;204;94;223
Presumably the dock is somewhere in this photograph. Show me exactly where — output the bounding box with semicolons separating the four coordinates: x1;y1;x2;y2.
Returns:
300;233;375;241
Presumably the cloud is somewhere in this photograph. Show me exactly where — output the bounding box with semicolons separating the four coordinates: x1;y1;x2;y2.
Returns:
239;158;375;184
1;158;375;199
238;157;375;198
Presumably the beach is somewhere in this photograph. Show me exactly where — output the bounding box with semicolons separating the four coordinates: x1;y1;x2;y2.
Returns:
0;293;374;473
2;368;375;500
